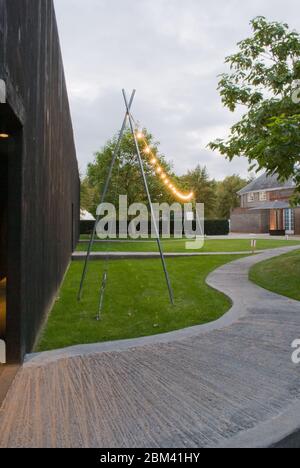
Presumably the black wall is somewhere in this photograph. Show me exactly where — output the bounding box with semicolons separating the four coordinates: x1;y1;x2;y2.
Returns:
0;0;80;362
0;156;7;281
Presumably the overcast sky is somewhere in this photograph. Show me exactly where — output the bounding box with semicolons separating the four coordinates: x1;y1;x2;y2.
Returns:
54;0;300;180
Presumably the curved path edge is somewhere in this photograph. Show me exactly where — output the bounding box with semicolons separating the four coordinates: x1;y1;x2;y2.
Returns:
217;398;300;448
72;250;264;260
28;245;298;368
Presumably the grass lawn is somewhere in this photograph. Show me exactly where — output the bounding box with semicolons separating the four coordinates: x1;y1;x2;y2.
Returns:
76;238;300;253
250;249;300;301
37;255;244;352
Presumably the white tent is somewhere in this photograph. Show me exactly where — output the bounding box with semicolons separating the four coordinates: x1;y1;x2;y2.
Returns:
80;209;95;222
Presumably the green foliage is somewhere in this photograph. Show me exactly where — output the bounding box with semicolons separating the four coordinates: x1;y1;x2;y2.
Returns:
36;256;237;351
209;16;300;201
86;129;174;214
215;175;248;218
250;249;300;301
181;165;217;218
76;238;300;253
80;220;94;235
204;219;229;235
81;130;256;221
80;177;97;213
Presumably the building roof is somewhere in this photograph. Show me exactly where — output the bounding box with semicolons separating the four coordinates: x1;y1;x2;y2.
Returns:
238;172;296;195
249;200;290;210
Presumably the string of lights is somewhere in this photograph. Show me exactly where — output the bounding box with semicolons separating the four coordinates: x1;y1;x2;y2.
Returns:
132;121;194;202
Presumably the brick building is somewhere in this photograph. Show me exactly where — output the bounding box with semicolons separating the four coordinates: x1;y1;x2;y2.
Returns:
230;173;300;235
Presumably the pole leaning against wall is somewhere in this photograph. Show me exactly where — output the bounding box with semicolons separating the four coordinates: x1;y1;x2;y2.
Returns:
78;90;174;306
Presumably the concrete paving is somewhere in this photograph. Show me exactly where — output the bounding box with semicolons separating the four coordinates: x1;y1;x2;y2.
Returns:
0;245;300;448
0;366;19;407
72;251;260;260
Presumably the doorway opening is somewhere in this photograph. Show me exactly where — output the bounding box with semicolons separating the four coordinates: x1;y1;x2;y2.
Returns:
0;101;22;365
0;153;7;343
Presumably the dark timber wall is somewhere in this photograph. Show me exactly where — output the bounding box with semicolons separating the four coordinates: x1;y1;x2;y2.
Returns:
0;0;80;362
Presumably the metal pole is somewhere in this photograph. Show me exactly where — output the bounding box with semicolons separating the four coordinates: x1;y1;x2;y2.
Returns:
122;89;175;305
97;271;108;321
78;90;136;301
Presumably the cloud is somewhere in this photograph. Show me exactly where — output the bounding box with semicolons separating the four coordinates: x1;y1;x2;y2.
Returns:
54;0;300;180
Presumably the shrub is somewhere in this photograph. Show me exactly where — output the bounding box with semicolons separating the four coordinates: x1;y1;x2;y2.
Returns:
80;220;95;235
80;219;230;236
204;219;229;236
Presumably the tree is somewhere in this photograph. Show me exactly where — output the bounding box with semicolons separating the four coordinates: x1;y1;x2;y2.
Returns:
215;175;248;219
80;177;97;213
86;129;174;214
209;16;300;202
181;165;217;218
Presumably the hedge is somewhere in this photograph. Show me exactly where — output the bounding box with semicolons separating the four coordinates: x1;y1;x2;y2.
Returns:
80;220;95;235
80;219;229;236
204;219;229;236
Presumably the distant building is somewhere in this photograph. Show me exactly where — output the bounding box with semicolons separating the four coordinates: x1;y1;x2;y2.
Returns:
230;173;300;235
0;0;80;363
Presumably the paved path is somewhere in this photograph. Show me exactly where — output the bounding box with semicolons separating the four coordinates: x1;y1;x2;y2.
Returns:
0;366;19;407
72;250;261;260
0;246;300;448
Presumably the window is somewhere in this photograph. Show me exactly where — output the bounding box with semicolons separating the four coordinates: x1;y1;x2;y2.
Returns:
247;192;254;202
259;191;267;201
284;208;295;232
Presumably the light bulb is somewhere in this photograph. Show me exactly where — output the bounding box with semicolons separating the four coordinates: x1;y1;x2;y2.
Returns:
134;129;194;201
177;192;194;201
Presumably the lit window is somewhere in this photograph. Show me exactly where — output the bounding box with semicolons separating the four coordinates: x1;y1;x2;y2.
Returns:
285;208;295;232
247;192;254;202
259;191;267;201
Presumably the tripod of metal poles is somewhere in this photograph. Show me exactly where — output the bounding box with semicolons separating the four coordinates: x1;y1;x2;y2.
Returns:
78;90;174;319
